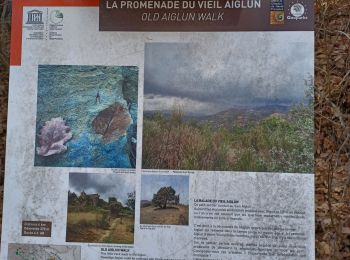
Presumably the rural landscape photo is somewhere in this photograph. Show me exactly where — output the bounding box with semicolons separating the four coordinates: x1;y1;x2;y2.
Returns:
66;172;135;244
35;65;138;168
142;34;314;173
140;175;189;225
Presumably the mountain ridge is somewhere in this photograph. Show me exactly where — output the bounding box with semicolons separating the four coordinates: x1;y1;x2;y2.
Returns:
144;104;290;128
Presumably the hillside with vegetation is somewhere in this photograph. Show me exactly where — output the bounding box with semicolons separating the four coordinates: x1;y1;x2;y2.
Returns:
143;101;313;173
66;190;135;244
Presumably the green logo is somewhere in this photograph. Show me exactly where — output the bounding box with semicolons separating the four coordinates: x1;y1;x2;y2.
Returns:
50;10;64;24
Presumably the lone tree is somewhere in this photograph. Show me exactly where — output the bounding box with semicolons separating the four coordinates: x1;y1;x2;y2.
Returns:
152;186;176;209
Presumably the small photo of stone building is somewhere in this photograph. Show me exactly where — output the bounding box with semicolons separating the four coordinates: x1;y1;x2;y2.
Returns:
66;172;136;244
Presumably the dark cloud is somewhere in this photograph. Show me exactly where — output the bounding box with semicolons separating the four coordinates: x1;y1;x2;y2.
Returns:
144;33;313;115
69;172;135;203
69;172;114;194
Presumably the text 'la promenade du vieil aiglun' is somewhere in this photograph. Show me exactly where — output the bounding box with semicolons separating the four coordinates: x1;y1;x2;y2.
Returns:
105;0;261;22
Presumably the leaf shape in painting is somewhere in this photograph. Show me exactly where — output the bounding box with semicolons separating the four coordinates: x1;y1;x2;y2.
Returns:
92;103;132;143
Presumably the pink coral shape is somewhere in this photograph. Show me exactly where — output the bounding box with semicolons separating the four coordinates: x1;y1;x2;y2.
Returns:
36;117;73;156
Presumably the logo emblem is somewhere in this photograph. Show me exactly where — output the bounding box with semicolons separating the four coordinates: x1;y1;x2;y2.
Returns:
287;1;308;21
270;11;285;25
290;3;305;17
270;11;284;24
26;10;44;24
269;0;284;25
50;10;64;24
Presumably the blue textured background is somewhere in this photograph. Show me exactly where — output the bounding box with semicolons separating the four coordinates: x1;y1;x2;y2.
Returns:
34;65;138;168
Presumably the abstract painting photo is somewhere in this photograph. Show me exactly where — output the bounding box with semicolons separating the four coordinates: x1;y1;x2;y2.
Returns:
35;65;138;168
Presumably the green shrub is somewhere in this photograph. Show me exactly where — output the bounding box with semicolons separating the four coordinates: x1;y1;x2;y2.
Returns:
142;103;313;173
97;212;110;229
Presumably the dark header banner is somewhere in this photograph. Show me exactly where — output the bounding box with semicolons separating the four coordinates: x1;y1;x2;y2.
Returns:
99;0;314;31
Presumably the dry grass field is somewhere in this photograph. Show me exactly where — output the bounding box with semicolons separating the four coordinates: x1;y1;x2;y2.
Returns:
140;205;189;226
0;0;350;258
66;211;134;244
143;106;313;173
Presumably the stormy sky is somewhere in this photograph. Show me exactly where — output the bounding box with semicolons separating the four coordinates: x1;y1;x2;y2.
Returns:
144;32;313;116
141;175;189;205
69;172;135;205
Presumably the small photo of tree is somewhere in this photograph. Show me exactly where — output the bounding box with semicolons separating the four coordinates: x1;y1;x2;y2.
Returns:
140;175;189;226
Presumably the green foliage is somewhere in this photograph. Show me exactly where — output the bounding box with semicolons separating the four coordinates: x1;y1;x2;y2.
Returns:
152;186;176;209
142;103;314;173
97;212;110;229
126;191;136;211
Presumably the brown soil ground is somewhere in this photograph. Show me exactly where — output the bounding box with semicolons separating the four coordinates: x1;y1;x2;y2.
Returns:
140;205;189;225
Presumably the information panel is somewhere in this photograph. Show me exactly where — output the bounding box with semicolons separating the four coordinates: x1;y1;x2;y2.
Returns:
2;0;314;259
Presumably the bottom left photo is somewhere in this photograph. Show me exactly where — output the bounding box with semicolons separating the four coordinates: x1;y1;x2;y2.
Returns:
66;172;135;244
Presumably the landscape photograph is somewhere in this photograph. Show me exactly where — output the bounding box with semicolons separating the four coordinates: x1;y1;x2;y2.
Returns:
66;172;135;244
142;33;314;173
35;65;138;168
140;175;189;226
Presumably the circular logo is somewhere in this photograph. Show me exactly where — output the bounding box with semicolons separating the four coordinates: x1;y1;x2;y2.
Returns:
290;3;305;17
50;10;63;24
276;13;284;21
